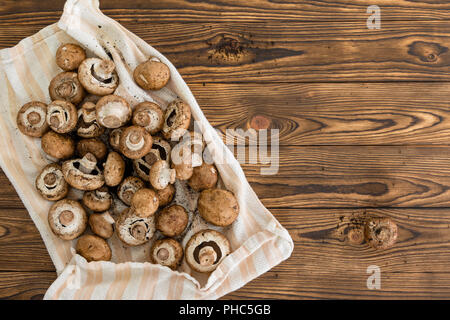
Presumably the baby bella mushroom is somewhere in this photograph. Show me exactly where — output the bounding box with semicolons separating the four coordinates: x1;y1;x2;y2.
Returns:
46;100;78;134
132;101;164;134
156;204;188;237
133;137;171;182
116;208;156;246
185;229;231;273
103;151;126;187
62;153;105;191
78;58;119;96
49;72;85;105
96;95;131;129
109;128;123;152
171;142;194;181
131;188;159;218
198;189;239;227
119;125;153;159
162;100;192;141
188;162;218;192
76;234;112;262
41;131;75;159
35;163;69;201
156;184;176;207
364;217;398;250
149;160;176;190
48;199;87;240
76;101;105;138
16;101;49;137
89;211;115;239
150;238;183;270
133;57;170;91
82;186;112;212
56;43;86;71
76;138;108;161
117;176;145;206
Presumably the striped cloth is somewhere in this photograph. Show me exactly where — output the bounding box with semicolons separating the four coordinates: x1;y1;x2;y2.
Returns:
0;0;293;299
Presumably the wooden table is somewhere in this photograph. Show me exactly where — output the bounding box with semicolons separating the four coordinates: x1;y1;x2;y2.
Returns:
1;0;450;299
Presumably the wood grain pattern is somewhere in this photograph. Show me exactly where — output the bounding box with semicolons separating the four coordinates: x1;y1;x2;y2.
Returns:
0;272;54;300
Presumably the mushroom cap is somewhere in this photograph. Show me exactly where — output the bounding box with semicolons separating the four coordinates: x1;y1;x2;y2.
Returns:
35;163;69;201
162;100;192;141
188;162;218;192
132;101;164;134
41;131;75;159
117;176;145;206
56;43;86;71
364;217;398;250
76;101;105;138
16;101;49;137
156;204;188;237
119;125;153;159
96;95;131;129
198;189;239;227
133;58;170;91
149;160;176;190
156;184;176;207
103;151;125;187
131;188;159;218
82;186;112;212
185;229;231;273
46;100;78;134
49;72;85;105
78;58;119;96
109;127;123;152
89;211;115;239
76;234;112;262
76;138;108;161
150;238;183;270
133;137;171;182
116;208;156;246
62;153;105;191
171;140;200;181
48;199;87;240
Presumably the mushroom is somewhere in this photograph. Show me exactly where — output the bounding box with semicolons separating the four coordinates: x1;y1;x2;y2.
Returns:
82;186;112;212
116;208;155;246
119;125;153;159
156;184;175;207
76;101;105;138
41;131;75;159
46;100;78;134
62;153;105;191
131;188;159;218
171;142;193;181
150;238;183;270
56;43;86;71
96;95;131;129
188;162;218;192
185;229;231;273
162;100;192;141
109;127;123;152
89;211;115;239
132;101;164;134
76;234;112;261
364;217;398;250
133;57;170;91
78;58;119;96
76;138;108;161
49;72;85;105
35;163;69;201
156;204;188;237
48;199;87;240
117;176;145;206
149;160;176;190
16;101;49;137
198;189;239;227
103;151;125;187
133;137;171;181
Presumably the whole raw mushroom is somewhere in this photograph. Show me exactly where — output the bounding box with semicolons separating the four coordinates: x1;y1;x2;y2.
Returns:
78;58;119;96
76;234;112;261
56;43;86;71
41;131;75;159
198;189;239;227
150;238;183;270
16;101;49;137
133;57;170;91
35;163;69;201
48;199;87;240
89;211;115;239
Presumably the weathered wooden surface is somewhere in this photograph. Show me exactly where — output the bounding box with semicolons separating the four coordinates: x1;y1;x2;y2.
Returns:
1;0;450;300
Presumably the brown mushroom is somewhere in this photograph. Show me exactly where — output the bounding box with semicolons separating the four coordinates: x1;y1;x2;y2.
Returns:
46;100;78;134
76;101;105;138
185;229;231;273
131;188;159;218
119;125;153;159
89;211;115;239
188;162;218;191
364;217;398;250
103;151;125;187
198;189;239;227
171;142;193;181
82;186;112;212
109;127;123;152
156;184;175;207
49;72;85;105
132;101;164;134
162;100;192;141
117;176;145;206
133;137;171;182
41;131;75;159
156;204;188;237
76;234;112;261
133;57;170;91
149;160;176;190
150;238;183;270
48;199;87;240
78;58;119;96
96;95;131;129
16;101;49;137
35;163;69;201
76;138;108;161
116;208;155;246
56;43;86;71
62;153;105;191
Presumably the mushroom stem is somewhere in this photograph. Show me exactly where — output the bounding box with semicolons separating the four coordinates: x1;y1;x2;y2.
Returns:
93;60;115;81
79;153;97;174
59;210;74;226
198;246;217;266
43;172;57;188
130;223;146;241
157;248;169;261
125;131;145;151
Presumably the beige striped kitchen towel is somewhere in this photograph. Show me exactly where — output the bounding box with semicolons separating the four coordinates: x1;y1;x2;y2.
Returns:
0;0;293;299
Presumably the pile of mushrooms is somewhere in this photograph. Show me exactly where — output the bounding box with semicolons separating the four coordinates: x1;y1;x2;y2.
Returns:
16;43;240;274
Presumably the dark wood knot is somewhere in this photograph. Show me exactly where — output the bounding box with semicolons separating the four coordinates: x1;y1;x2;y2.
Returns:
408;41;448;63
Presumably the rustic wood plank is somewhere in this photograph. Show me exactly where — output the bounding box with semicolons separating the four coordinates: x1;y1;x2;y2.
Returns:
0;271;54;299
